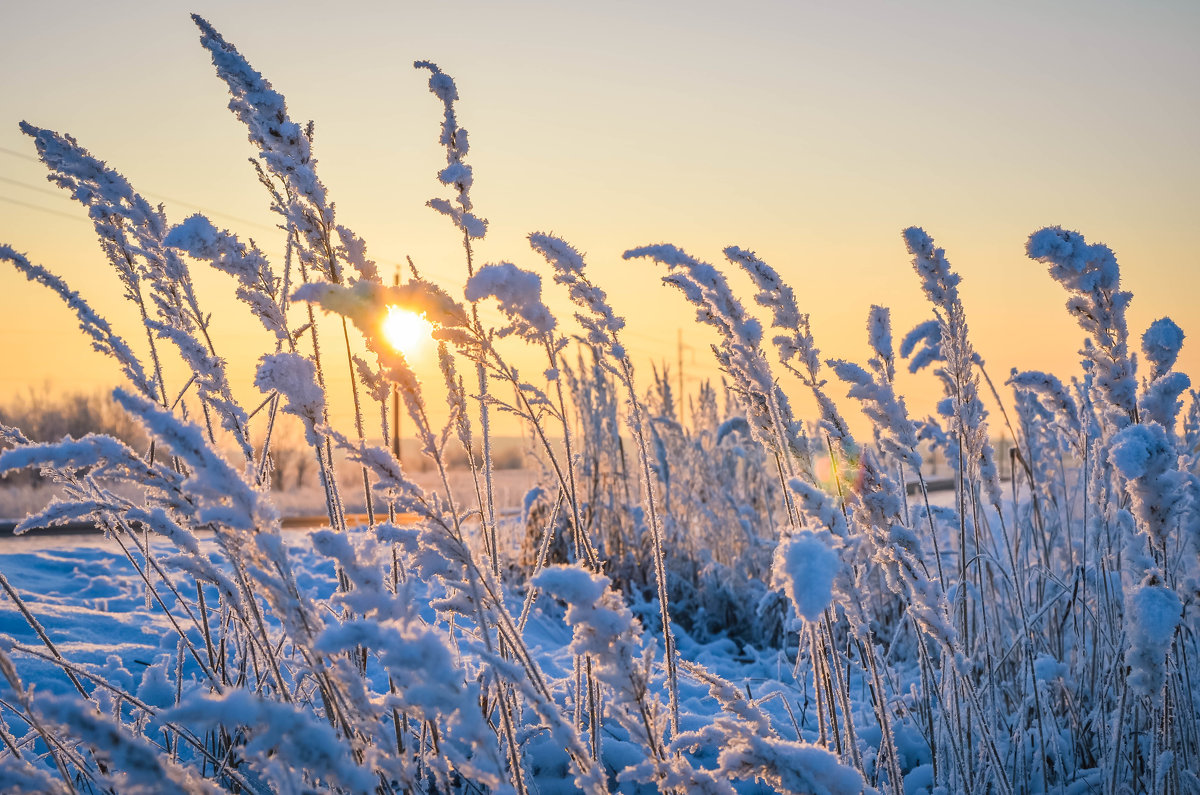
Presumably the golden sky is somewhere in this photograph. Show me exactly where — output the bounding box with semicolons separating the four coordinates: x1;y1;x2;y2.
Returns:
1;0;1197;440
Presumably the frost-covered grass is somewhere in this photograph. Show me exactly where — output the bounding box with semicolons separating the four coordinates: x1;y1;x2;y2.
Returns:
0;13;1197;795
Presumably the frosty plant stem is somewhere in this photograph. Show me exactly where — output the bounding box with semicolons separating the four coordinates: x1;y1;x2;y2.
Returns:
0;13;1195;794
533;233;682;736
414;58;502;575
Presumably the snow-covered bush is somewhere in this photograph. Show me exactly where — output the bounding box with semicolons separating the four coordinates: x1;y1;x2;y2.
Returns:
0;14;1196;795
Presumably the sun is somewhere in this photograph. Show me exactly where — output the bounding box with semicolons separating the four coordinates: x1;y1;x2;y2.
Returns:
382;307;433;357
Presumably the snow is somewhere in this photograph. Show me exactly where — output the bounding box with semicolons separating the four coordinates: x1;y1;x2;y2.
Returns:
770;531;839;622
163;213;221;258
2;14;1196;793
464;261;557;338
1142;317;1185;379
169;689;380;793
866;305;895;381
194;14;326;208
530;233;627;359
438;162;473;189
1125;580;1182;698
1108;423;1162;479
255;352;326;447
135;653;176;708
255;352;325;421
1139;370;1190;428
1;529;874;793
533;565;610;610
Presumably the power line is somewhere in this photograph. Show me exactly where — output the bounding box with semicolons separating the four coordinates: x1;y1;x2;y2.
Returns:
3;148;457;286
0;175;64;201
2;148;697;357
0;177;470;301
2;149;282;235
0;146;37;163
1;148;498;289
1;146;626;309
148;192;278;234
0;195;88;223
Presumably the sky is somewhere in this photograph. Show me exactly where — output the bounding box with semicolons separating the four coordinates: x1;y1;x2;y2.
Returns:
1;0;1197;440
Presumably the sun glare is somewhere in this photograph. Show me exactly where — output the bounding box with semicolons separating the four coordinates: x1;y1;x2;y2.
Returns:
382;307;433;357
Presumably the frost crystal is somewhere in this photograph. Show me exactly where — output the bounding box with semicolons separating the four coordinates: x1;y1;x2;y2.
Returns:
1027;226;1136;425
1142;317;1185;379
464;261;556;340
1125;580;1182;698
772;530;840;621
255;353;326;446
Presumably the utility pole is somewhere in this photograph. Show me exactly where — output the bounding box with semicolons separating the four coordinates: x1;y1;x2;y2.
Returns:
677;328;684;422
392;265;401;465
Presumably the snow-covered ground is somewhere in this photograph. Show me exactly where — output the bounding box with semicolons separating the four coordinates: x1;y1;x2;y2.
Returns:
0;12;1194;793
0;525;889;794
0;469;540;525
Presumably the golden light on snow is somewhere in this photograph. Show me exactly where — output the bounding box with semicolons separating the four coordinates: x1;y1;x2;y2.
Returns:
382;307;433;357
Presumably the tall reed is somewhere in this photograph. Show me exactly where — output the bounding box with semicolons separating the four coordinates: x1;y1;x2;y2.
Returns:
0;14;1194;795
